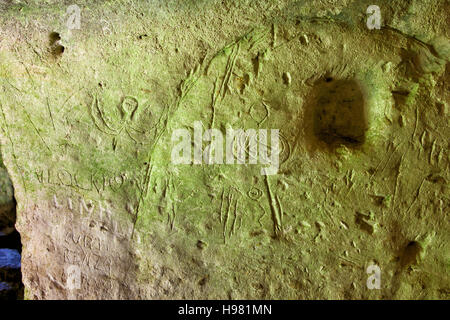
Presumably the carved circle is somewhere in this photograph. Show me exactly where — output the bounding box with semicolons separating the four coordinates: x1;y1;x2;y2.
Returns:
248;187;263;200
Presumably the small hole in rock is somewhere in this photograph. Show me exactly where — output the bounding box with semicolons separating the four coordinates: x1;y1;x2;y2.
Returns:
49;32;65;56
400;241;423;268
49;32;61;45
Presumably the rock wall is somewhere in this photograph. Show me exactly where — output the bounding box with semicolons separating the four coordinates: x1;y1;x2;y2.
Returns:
0;0;448;299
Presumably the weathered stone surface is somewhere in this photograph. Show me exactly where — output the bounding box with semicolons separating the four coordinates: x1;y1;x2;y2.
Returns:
0;0;448;299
